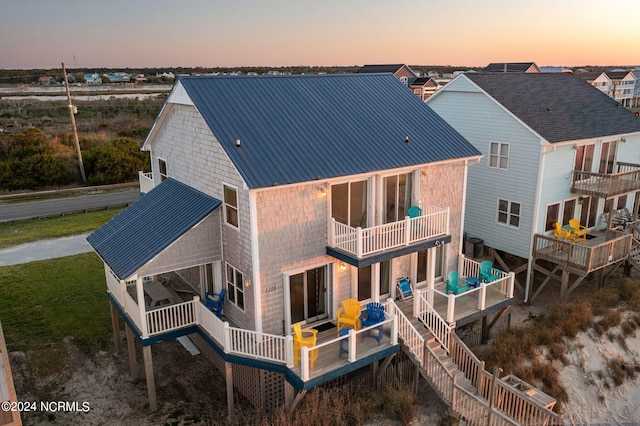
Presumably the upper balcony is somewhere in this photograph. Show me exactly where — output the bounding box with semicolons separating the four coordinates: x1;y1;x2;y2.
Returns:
572;162;640;199
327;203;450;266
139;171;155;194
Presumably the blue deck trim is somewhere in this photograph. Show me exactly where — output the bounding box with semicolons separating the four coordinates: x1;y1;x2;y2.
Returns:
327;235;452;268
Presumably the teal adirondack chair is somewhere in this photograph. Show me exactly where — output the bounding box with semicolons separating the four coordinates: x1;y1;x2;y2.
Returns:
479;260;500;283
445;271;469;295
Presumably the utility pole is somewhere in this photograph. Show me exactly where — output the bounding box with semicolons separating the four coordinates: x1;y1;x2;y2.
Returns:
62;62;86;184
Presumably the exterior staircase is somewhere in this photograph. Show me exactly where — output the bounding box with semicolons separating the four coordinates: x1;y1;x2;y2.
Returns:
626;225;640;270
391;294;562;425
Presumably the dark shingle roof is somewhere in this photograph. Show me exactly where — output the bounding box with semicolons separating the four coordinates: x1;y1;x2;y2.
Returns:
483;62;538;73
465;73;640;143
179;74;480;189
357;64;410;74
87;178;221;280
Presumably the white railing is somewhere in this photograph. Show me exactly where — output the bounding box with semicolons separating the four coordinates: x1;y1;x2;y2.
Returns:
146;298;197;336
416;290;452;351
388;300;425;367
329;206;449;258
138;171;154;194
227;325;289;363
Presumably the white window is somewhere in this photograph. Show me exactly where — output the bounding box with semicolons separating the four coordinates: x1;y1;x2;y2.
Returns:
497;199;520;228
223;184;239;228
158;158;168;181
489;142;509;170
226;263;244;310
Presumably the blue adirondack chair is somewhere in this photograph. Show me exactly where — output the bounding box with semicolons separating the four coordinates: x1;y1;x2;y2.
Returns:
360;302;385;345
204;288;226;318
445;271;469;295
396;277;413;300
479;260;500;283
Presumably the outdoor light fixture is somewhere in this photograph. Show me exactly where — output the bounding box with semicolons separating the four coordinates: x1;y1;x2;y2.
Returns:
318;185;327;196
339;262;346;271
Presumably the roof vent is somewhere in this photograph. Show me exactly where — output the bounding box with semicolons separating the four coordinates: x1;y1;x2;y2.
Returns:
405;136;410;144
235;139;241;147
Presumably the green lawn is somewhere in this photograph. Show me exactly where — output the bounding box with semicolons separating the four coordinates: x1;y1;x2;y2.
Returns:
0;252;111;352
0;207;123;249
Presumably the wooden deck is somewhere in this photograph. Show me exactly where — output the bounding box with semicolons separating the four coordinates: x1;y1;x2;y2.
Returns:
532;230;631;275
572;162;640;199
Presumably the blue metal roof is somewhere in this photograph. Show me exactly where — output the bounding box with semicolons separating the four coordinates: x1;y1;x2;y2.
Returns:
178;74;480;189
87;178;221;280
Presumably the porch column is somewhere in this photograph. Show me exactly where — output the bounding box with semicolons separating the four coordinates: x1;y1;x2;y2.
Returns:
136;276;149;338
225;361;235;421
109;301;121;354
125;323;138;380
142;345;157;411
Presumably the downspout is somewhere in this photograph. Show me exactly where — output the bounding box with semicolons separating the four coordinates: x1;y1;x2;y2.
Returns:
461;157;481;251
524;143;554;303
249;190;262;334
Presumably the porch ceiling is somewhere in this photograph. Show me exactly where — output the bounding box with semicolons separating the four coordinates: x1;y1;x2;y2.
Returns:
87;178;221;280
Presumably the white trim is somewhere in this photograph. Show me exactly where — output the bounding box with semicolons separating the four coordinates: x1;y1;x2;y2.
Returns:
225;262;245;312
488;141;510;171
249;190;262;333
496;198;522;229
222;182;240;230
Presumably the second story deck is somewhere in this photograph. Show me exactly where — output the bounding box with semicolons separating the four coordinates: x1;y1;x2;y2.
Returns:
572;162;640;199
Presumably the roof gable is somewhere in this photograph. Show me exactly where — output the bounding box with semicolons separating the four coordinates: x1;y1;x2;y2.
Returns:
87;178;221;280
178;74;480;188
483;62;540;73
464;73;640;143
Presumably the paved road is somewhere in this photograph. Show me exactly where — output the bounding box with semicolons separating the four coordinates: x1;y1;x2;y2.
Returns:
0;188;140;222
0;233;93;266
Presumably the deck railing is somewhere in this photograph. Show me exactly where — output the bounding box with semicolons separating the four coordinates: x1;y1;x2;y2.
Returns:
572;162;640;198
146;299;197;336
416;290;452;352
532;232;631;273
329;205;449;258
138;171;154;194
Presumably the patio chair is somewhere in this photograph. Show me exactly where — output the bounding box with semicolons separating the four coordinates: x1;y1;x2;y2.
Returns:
569;219;587;244
204;288;226;318
360;302;385;345
479;260;500;283
293;322;318;367
396;277;413;300
554;222;572;240
445;271;469;295
337;298;362;333
408;205;423;232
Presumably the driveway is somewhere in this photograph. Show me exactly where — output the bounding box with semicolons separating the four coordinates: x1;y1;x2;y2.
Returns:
0;233;93;266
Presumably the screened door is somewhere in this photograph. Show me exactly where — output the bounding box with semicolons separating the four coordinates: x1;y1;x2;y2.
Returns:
290;266;328;324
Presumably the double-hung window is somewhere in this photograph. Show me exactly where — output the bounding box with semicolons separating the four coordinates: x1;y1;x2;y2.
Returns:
488;142;509;170
223;184;239;228
226;263;244;310
158;158;168;181
497;199;520;228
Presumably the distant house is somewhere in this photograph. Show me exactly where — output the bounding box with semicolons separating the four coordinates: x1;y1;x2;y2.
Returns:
539;66;573;73
427;72;640;303
577;71;637;107
155;71;175;79
103;72;131;83
38;75;52;85
483;62;540;73
84;73;102;85
633;70;640;107
409;77;441;100
357;64;417;86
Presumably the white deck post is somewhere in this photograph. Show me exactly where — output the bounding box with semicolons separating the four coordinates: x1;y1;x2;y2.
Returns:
193;295;201;325
285;335;294;367
478;284;487;310
348;328;357;363
356;227;363;257
223;322;231;352
390;314;398;345
404;216;411;245
507;273;515;298
329;218;335;247
136;276;149;338
301;347;310;380
446;295;455;323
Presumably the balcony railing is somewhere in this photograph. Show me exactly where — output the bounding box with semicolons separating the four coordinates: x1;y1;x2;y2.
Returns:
572;162;640;198
329;204;449;258
532;231;631;274
138;171;154;194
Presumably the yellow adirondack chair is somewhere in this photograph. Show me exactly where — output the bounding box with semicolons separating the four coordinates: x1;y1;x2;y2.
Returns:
293;322;318;367
336;298;361;333
554;222;571;240
569;219;587;243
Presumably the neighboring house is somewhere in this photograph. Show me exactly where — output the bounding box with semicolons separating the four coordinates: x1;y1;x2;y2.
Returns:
577;71;612;95
606;71;637;107
357;64;417;86
409;77;441;100
427;73;640;303
539;66;573;73
38;75;52;85
103;72;131;83
84;73;102;85
87;74;544;421
483;62;540;73
633;70;640;107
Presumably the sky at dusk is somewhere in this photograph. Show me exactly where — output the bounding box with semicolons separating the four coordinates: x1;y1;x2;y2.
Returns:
2;0;639;70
